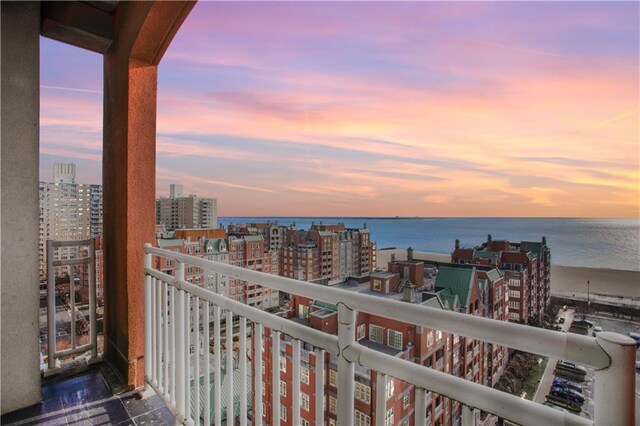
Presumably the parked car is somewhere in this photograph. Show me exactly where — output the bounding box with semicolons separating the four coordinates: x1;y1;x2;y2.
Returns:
550;387;585;404
629;332;640;347
573;319;594;328
635;361;640;374
553;378;583;394
557;360;587;373
592;326;603;337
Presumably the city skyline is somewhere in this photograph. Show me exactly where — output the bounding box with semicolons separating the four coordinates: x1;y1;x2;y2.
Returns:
40;2;639;217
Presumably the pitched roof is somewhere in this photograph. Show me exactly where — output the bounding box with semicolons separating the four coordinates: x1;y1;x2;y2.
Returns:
421;296;446;310
435;266;474;308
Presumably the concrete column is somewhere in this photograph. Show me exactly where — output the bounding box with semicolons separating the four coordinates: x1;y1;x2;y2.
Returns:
0;1;42;414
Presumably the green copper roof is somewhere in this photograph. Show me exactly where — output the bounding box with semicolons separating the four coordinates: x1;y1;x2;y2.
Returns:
485;268;502;283
422;296;445;310
473;250;499;259
158;238;183;247
243;235;263;242
313;300;338;312
521;241;543;258
526;251;536;261
190;362;251;421
435;266;474;308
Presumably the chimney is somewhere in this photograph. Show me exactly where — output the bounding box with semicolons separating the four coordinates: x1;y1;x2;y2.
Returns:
542;235;547;245
403;284;416;303
407;247;414;261
391;253;396;262
363;223;367;229
455;239;460;249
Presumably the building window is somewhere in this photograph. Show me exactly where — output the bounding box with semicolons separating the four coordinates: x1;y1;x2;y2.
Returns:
280;380;286;396
373;279;382;291
329;369;337;387
436;330;442;340
427;331;434;346
355;410;371;426
357;324;366;341
509;301;520;309
301;392;310;411
387;329;403;350
302;420;310;426
355;382;371;403
280;357;287;373
403;393;410;408
386;379;394;399
280;405;287;421
385;408;394;426
301;366;310;384
369;325;384;344
329;419;336;426
329;396;337;414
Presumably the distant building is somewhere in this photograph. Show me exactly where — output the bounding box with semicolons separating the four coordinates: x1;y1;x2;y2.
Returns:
451;234;551;323
278;222;376;282
39;163;103;280
155;183;217;231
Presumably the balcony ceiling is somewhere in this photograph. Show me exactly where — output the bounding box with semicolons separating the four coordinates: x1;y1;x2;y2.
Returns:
41;1;119;54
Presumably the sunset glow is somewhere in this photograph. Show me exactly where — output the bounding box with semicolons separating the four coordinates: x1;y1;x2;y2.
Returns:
40;1;640;217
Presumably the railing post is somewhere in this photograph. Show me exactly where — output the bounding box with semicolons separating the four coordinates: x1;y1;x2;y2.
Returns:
415;388;426;426
175;260;186;421
47;240;57;371
594;332;636;426
143;244;152;385
337;303;355;426
461;404;473;426
88;238;98;361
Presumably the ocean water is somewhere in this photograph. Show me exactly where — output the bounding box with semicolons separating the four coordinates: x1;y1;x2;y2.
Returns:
219;217;640;271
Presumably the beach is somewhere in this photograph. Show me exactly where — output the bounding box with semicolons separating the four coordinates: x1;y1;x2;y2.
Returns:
377;249;640;299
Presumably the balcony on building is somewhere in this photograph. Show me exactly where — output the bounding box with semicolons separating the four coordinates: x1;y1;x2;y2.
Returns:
1;2;637;426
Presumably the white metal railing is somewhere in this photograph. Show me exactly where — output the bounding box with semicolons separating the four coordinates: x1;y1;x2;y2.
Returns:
45;239;100;375
144;245;637;426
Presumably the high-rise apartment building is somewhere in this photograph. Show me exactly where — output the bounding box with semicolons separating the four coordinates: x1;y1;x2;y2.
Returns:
451;235;551;323
155;184;217;231
39;163;103;279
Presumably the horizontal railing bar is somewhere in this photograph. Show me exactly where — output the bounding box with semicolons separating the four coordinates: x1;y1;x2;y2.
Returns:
50;239;92;248
52;257;92;267
53;343;94;358
343;344;593;426
144;246;609;368
144;267;340;355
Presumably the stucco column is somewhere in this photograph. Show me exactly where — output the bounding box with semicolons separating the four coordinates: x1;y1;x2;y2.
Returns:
103;55;157;388
1;1;42;413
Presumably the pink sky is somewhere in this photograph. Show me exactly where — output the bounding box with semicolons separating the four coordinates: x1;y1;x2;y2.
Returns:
40;2;639;217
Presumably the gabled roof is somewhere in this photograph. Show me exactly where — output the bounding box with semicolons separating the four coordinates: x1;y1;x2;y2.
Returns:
421;296;446;310
435;266;474;308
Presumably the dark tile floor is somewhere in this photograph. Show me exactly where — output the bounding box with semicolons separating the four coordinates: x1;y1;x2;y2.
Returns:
1;368;174;425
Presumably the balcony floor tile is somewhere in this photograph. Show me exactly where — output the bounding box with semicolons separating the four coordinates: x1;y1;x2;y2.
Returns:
1;366;173;426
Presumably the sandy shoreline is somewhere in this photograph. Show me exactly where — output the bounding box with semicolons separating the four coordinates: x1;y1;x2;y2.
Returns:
377;249;640;299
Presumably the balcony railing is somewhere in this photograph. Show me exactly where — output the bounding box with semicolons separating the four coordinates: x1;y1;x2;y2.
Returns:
143;245;636;426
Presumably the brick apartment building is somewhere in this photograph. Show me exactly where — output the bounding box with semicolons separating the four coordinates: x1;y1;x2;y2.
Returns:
255;254;509;426
279;223;376;282
452;235;551;323
227;234;280;309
